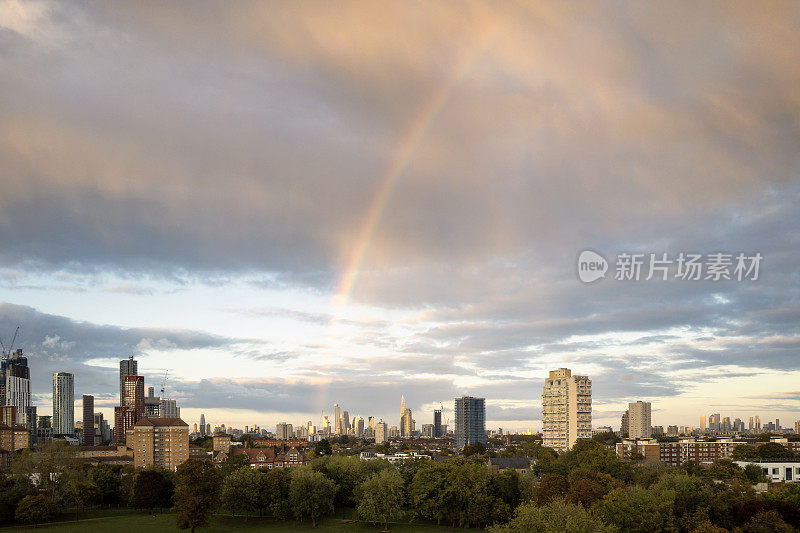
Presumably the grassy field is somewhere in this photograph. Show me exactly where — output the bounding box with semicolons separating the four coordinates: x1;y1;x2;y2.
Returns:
6;512;465;532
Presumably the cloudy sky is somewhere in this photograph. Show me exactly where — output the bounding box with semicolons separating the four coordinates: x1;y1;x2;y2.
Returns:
0;1;799;433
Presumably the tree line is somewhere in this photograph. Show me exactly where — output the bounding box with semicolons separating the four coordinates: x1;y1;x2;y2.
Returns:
1;439;799;531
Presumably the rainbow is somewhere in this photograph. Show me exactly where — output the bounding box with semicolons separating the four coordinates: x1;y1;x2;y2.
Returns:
314;28;496;417
333;31;495;307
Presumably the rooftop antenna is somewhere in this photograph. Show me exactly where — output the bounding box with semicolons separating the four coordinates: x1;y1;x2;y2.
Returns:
0;326;20;359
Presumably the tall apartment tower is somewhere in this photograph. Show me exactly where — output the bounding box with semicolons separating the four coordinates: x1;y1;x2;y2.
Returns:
375;420;388;444
2;350;33;436
82;395;94;446
433;409;443;438
628;401;652;439
119;357;137;405
114;375;144;443
52;372;74;436
454;396;486;450
542;368;592;451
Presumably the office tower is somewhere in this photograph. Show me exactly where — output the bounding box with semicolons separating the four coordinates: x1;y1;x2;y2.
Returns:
1;349;32;433
119;356;137;405
131;417;189;471
776;419;781;431
795;420;800;434
421;424;434;438
708;413;721;432
159;398;180;418
82;395;94;446
454;396;486;450
52;372;74;436
368;416;375;429
199;414;206;436
342;411;350;434
401;408;414;437
755;415;761;431
375;420;388;444
400;395;405;417
434;409;442;438
205;423;210;435
620;410;629;436
722;417;731;432
276;422;293;440
354;416;364;437
700;416;706;433
542;368;592;451
333;404;341;435
628;401;651;439
748;417;754;431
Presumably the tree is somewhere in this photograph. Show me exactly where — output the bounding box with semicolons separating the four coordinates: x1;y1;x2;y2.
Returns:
731;444;759;460
565;478;606;508
357;468;405;530
259;468;292;519
756;442;793;459
132;469;174;513
14;494;54;524
743;464;767;484
592;431;621;446
534;474;568;506
220;466;258;518
218;452;251;479
487;498;614;533
312;455;367;506
313;439;332;457
173;459;221;532
289;467;336;527
593;486;676;533
461;441;486;456
741;510;794;533
690;521;728;533
0;476;34;523
88;464;124;506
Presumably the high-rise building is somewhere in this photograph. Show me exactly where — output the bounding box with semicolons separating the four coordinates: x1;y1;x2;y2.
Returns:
131;417;189;471
375;420;388;444
755;415;761;431
795;420;800;434
119;357;137;406
433;409;443;438
52;372;74;436
620;410;629;436
700;416;706;433
144;387;160;417
628;401;651;439
159;398;180;418
400;396;405;417
454;396;486;450
342;411;350;434
82;395;94;446
276;422;293;440
1;350;32;434
333;404;341;435
354;416;364;437
115;375;145;443
542;368;592;451
94;412;111;443
401;408;414;437
199;414;206;437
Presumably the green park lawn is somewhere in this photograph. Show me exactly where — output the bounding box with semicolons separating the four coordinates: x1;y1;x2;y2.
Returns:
6;512;463;532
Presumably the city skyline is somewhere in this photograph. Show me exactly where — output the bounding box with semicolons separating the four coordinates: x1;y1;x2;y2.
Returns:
1;2;799;432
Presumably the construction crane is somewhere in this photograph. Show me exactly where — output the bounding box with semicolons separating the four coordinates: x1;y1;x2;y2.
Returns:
0;326;19;359
160;370;169;397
